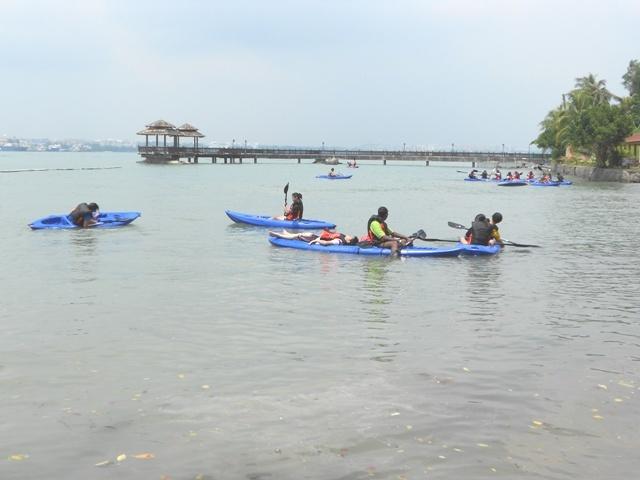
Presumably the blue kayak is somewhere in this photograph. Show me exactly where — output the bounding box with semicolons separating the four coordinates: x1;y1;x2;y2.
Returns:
226;210;336;229
458;243;501;256
269;237;464;257
559;180;573;185
29;211;141;230
497;180;528;187
531;181;560;187
316;174;352;179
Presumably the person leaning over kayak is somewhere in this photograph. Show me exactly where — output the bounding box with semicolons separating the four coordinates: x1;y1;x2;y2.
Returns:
460;212;503;246
69;202;100;227
360;206;411;256
273;192;303;221
269;229;359;245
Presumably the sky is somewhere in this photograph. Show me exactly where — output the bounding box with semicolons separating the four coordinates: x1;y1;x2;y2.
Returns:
1;0;638;151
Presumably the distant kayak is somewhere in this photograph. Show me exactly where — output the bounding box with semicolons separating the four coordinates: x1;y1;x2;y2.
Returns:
531;181;560;187
269;237;464;257
458;243;501;255
316;174;352;180
225;210;336;229
497;180;528;187
29;211;141;230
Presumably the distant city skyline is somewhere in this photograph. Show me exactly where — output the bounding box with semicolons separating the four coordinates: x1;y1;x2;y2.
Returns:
1;0;638;151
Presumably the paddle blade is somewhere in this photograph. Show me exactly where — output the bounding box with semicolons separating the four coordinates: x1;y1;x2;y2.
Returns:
447;221;468;230
284;182;289;194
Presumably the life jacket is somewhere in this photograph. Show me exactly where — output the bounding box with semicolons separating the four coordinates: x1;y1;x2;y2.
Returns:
361;215;390;243
320;230;344;242
468;219;495;246
285;200;303;220
513;172;521;179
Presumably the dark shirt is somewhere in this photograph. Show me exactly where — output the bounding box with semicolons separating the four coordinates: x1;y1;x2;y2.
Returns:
69;203;92;226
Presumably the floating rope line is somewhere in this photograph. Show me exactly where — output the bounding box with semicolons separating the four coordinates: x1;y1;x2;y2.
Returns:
0;166;122;173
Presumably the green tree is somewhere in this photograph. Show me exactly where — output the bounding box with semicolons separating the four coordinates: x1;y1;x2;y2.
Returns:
622;59;640;96
567;102;633;167
572;73;614;105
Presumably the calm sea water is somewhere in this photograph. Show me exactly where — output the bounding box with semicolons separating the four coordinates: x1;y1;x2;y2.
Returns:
1;153;639;479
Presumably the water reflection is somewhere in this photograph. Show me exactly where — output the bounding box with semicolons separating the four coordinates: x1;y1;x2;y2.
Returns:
460;257;503;315
69;230;99;286
359;260;399;362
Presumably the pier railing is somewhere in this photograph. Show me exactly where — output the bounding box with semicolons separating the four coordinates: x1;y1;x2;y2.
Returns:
137;146;546;164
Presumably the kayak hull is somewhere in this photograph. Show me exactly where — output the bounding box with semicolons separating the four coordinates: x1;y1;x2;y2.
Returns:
226;210;336;229
316;174;352;179
497;180;528;187
457;243;501;256
531;181;560;187
269;237;463;257
29;211;141;230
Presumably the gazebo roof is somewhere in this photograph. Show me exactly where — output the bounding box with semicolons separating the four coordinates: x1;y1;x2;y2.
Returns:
177;123;205;138
136;119;179;136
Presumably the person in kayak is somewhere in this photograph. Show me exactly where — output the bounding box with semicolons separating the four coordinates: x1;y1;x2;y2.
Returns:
505;171;513;181
468;169;478;179
513;171;521;179
328;167;337;177
273;192;303;220
526;170;535;180
68;202;100;227
269;229;359;245
481;170;489;179
360;206;412;256
460;212;503;246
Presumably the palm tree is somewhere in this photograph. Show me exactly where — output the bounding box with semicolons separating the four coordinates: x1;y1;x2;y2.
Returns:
572;74;615;105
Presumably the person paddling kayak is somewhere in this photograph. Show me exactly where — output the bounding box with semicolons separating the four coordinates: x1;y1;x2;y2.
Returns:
273;192;303;221
460;212;503;247
360;206;411;256
68;202;100;227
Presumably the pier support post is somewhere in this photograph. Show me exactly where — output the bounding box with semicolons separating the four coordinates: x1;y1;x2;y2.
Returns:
254;157;257;164
425;160;429;166
298;158;301;164
194;157;198;164
239;157;243;164
212;156;216;164
472;161;476;168
383;159;387;165
224;157;228;164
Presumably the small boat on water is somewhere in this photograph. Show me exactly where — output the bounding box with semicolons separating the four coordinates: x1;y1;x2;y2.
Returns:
269;237;464;257
225;210;336;229
29;212;141;230
316;174;352;180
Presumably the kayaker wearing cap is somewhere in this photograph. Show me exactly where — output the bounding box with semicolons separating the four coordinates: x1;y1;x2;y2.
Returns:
360;206;411;256
68;202;100;227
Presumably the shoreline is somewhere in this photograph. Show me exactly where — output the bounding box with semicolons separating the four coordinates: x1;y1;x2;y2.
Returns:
554;163;640;183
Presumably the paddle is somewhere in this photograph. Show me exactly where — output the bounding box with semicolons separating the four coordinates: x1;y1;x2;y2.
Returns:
410;229;459;244
283;182;289;207
447;221;541;248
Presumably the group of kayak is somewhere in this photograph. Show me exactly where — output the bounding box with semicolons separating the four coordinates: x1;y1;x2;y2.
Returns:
225;188;514;257
29;188;533;259
465;168;572;186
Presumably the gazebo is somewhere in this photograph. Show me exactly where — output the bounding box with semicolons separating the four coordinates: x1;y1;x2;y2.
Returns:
136;119;180;148
177;123;205;149
625;133;640;164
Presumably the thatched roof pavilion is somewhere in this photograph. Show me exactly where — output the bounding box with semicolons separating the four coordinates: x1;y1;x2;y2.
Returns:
177;123;205;148
137;120;206;148
137;119;180;147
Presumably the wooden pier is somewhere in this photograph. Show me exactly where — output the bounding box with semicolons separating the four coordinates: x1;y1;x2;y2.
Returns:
137;146;546;167
136;120;547;167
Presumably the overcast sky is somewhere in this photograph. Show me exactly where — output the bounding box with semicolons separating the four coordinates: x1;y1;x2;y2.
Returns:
1;0;638;151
